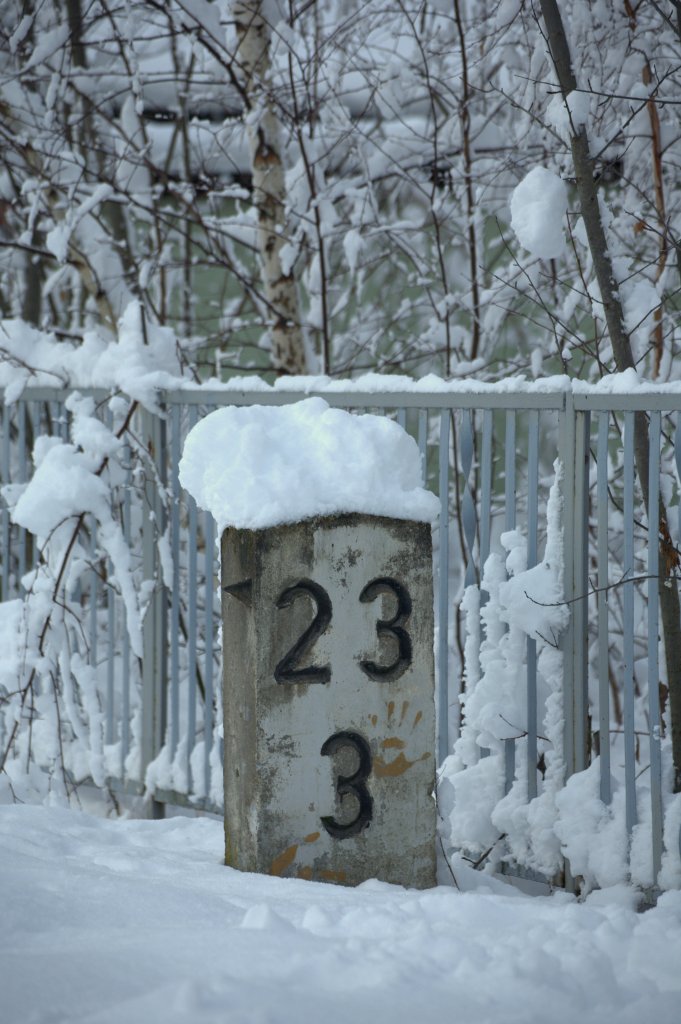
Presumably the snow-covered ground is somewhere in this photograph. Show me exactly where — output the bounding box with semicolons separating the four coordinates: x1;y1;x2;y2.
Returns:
1;804;680;1024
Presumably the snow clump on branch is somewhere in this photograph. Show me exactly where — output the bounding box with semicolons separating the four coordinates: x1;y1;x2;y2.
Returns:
510;167;568;260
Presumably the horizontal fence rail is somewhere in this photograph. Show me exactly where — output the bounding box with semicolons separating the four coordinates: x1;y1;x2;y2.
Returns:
2;382;681;891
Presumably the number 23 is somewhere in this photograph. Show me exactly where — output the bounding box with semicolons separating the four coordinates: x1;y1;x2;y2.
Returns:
274;576;413;683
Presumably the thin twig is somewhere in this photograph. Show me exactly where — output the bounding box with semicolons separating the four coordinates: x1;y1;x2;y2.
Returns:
523;571;674;608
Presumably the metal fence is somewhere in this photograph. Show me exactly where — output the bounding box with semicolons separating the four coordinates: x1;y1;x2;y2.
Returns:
1;382;680;888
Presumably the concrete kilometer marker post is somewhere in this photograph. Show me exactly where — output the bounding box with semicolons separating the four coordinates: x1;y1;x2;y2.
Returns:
221;513;437;888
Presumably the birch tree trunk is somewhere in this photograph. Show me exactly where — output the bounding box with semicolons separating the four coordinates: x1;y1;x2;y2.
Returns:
539;0;681;791
233;1;307;375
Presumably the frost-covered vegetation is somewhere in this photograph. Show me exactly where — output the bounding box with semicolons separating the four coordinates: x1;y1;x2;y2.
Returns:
2;0;678;380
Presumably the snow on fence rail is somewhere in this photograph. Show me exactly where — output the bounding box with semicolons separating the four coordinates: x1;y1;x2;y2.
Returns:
1;382;681;892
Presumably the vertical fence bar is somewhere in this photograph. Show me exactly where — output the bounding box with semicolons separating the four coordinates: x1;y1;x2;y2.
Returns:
141;409;156;786
504;410;516;793
106;574;115;748
105;410;115;749
478;409;493;762
187;405;199;788
648;411;662;881
460;410;477;589
170;404;181;762
418;409;428;486
560;390;576;784
504;410;516;533
677;416;681;563
27;402;38;575
572;411;590;776
623;410;637;836
674;416;681;876
597;411;611;804
437;408;450;764
140;406;167;816
121;441;132;779
204;510;215;799
155;411;168;765
60;399;69;441
526;412;539;567
526;410;539;800
479;409;493;585
89;520;98;668
396;407;406;431
1;402;10;600
458;411;477;745
17;400;27;587
559;391;578;892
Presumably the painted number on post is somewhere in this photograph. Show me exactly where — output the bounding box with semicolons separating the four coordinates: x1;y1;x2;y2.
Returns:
274;576;413;840
320;731;373;839
274;580;332;685
359;577;412;680
274;576;412;685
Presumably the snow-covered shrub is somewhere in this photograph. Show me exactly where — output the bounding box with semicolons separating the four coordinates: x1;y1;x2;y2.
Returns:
439;460;569;879
0;306;213;806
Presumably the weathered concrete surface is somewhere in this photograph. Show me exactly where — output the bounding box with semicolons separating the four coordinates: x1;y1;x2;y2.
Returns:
221;513;436;888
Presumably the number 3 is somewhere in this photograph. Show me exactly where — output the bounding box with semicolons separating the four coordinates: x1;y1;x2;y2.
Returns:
320;731;373;838
359;577;412;681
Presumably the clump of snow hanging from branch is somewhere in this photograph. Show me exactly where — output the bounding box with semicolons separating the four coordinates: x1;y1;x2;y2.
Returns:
510;167;568;260
12;393;144;658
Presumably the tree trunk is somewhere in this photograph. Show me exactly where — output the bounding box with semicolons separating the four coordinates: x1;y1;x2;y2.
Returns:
540;0;681;791
233;1;307;375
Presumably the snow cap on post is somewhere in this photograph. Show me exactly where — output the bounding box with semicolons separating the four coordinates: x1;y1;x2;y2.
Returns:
178;397;439;533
